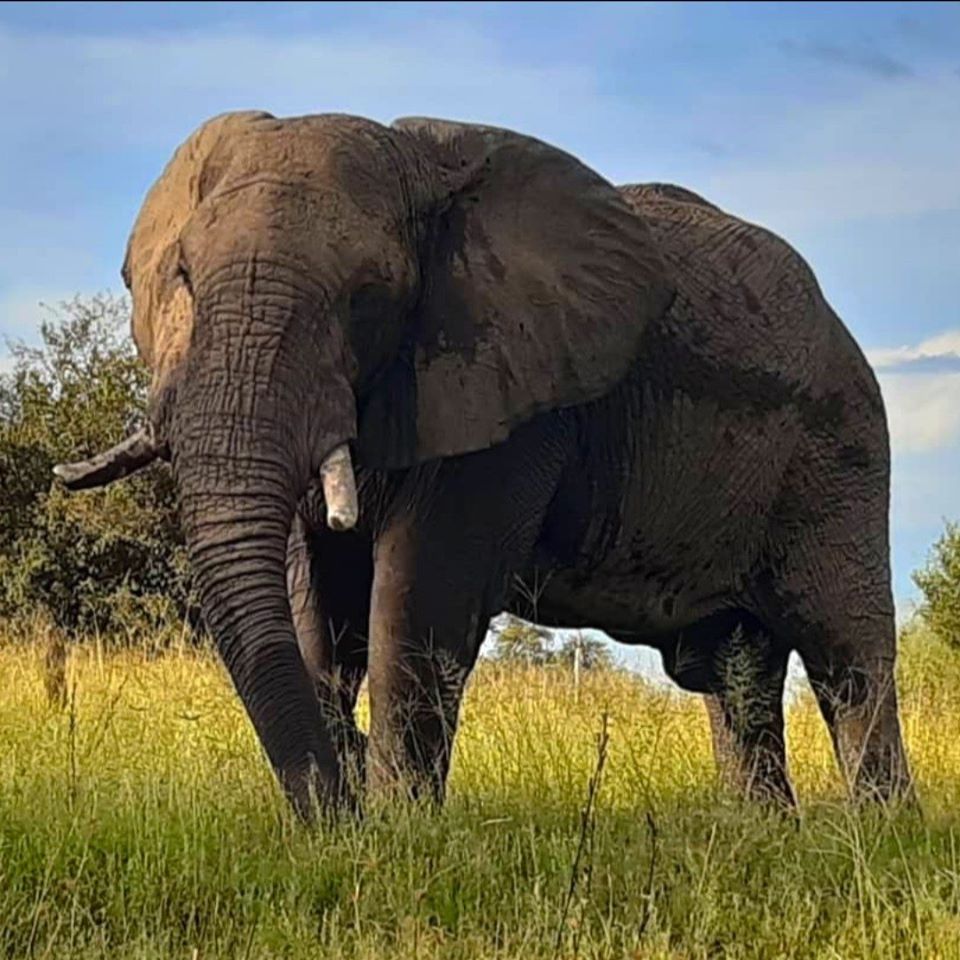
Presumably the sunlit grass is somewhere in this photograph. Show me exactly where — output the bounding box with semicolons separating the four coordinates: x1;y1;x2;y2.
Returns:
2;626;960;958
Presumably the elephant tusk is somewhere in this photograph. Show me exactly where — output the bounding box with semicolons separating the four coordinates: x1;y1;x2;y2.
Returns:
320;444;359;532
52;427;162;491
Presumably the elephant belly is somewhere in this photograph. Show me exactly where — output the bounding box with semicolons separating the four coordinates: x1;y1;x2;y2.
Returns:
533;388;795;643
535;565;731;642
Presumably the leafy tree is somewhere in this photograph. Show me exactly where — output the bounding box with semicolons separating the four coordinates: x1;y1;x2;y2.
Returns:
913;521;960;649
489;615;555;666
489;615;615;670
556;633;615;671
0;295;192;637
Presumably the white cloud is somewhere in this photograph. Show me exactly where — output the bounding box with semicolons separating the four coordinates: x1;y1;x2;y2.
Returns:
868;329;960;370
867;328;960;454
879;371;960;454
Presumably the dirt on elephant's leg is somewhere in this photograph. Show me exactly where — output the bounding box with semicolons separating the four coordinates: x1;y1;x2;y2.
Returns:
704;623;795;807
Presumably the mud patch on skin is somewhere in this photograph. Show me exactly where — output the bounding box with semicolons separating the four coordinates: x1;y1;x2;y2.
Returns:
415;201;486;364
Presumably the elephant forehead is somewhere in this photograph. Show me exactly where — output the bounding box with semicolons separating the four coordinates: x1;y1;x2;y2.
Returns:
127;111;418;294
209;115;429;222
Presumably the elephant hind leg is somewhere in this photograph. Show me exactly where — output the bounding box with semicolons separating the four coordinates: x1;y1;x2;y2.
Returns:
803;652;911;803
657;609;795;805
759;446;913;804
703;617;795;807
759;579;912;804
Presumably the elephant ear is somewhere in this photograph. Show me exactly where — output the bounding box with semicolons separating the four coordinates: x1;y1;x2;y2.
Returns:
357;117;674;467
124;110;273;385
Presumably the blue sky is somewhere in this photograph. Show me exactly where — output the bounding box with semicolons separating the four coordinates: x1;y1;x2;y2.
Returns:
1;0;959;641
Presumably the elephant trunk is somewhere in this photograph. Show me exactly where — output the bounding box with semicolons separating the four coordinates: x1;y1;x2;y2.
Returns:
171;263;358;817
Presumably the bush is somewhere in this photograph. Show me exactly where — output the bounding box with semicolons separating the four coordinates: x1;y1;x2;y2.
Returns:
913;520;960;649
0;295;193;639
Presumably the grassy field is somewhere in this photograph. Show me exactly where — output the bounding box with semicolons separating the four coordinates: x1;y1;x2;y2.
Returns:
3;629;960;959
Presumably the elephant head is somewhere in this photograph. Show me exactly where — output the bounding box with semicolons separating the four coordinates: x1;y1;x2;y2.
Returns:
54;111;673;814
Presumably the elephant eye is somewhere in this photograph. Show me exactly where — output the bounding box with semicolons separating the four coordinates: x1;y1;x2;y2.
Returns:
175;253;194;297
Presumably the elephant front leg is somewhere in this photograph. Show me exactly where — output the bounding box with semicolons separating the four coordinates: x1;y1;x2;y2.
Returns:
364;418;573;804
365;515;487;804
287;513;372;795
704;622;795;807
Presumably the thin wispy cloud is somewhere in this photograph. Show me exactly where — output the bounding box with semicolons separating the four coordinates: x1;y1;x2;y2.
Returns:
0;23;611;156
780;38;914;80
0;289;78;339
702;69;960;231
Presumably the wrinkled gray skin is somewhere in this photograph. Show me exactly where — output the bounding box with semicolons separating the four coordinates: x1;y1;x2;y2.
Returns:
55;113;913;818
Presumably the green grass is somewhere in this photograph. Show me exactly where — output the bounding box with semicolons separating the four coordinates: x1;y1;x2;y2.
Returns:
3;628;960;959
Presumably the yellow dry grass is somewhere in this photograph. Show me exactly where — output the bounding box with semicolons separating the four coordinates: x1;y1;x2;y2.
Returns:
2;627;960;958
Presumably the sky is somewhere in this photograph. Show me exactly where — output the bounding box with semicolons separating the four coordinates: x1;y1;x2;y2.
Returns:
1;1;959;674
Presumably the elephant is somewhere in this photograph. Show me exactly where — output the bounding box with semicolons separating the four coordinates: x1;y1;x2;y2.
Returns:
53;111;913;818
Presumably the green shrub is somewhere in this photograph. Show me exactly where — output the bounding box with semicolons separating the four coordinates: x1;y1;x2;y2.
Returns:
0;295;192;639
913;520;960;649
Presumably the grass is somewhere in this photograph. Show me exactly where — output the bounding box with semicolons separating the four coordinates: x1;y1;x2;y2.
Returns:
2;627;960;958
